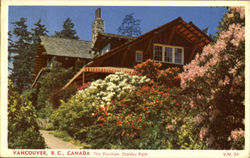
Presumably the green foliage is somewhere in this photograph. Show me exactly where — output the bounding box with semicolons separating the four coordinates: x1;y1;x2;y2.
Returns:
8;18;32;92
31;18;49;44
118;13;142;37
36;61;74;116
54;18;79;39
8;80;45;149
9;18;48;93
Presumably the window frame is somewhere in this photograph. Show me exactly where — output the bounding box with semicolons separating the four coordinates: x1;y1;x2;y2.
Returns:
100;42;110;55
136;50;143;62
153;44;184;65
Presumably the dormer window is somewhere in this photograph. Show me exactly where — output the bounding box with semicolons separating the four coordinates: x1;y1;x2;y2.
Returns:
153;44;184;65
100;43;110;55
136;51;143;62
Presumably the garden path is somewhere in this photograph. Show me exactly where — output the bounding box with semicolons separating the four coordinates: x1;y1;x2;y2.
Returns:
40;130;79;149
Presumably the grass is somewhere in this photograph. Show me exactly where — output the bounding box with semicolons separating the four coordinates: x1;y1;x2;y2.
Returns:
48;130;91;149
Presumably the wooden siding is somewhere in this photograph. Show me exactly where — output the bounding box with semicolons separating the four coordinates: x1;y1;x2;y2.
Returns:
93;24;197;69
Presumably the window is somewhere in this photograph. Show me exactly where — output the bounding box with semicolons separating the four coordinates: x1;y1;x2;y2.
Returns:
154;46;162;61
175;48;183;64
100;43;110;55
165;47;173;62
153;44;184;64
136;51;143;62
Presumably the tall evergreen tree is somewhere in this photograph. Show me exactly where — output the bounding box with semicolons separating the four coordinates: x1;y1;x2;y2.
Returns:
9;18;32;93
54;18;79;39
8;31;15;71
9;18;48;93
31;18;49;44
117;13;142;37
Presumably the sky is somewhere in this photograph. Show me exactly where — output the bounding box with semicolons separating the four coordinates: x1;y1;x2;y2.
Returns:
8;6;228;41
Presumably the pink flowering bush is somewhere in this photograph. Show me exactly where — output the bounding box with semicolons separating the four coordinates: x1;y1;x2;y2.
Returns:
180;7;245;149
78;82;91;90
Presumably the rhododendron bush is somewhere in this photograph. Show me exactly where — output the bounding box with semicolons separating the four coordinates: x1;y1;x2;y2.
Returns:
86;85;187;149
50;72;151;139
133;59;181;89
180;7;245;149
50;61;192;149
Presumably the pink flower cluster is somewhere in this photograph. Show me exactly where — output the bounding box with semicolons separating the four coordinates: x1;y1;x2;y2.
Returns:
199;127;209;141
166;124;174;131
180;9;245;89
229;60;244;76
230;128;244;141
218;75;230;87
193;114;204;125
230;7;245;19
220;23;245;47
78;82;92;90
180;43;222;88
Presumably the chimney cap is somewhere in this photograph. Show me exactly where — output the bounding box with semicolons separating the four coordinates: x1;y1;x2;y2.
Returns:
96;8;101;18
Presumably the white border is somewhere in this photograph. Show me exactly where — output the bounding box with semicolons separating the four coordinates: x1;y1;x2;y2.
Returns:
1;1;250;158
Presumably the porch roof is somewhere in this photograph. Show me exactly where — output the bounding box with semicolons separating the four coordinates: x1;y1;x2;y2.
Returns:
62;66;133;90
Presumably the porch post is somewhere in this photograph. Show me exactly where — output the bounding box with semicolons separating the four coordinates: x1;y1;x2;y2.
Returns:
82;72;85;84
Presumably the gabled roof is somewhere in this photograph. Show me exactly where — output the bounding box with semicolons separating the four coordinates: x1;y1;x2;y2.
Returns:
40;36;94;59
99;32;136;40
92;32;136;52
89;17;212;65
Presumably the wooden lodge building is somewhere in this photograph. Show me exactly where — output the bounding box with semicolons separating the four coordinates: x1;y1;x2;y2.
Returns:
32;8;212;92
32;36;93;87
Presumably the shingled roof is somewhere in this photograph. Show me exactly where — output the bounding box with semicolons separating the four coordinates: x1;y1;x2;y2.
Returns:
99;32;136;40
40;36;94;59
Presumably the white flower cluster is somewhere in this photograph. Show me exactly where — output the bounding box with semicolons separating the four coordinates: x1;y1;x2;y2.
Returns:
75;72;150;108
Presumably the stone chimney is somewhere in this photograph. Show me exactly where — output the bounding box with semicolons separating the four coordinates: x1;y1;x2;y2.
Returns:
92;8;104;47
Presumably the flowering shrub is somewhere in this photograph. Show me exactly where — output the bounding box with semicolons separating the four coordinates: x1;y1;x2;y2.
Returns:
83;65;201;149
133;59;181;89
50;72;151;140
180;7;245;149
51;62;200;149
133;59;161;81
78;82;91;90
85;85;183;149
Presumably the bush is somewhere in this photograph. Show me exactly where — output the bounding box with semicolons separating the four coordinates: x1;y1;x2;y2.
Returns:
180;7;245;149
50;66;198;149
8;80;46;149
85;85;189;149
133;59;180;89
50;72;151;141
36;61;74;117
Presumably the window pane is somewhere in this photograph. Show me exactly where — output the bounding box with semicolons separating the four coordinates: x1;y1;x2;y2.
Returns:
154;46;162;61
165;47;173;62
100;43;110;55
175;48;183;64
136;52;142;62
